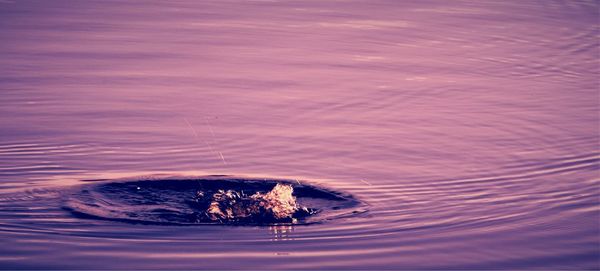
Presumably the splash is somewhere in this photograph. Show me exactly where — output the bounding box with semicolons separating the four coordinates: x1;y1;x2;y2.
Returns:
200;183;315;223
64;177;364;225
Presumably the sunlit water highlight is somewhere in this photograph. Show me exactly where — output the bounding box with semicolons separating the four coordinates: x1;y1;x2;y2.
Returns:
0;0;598;269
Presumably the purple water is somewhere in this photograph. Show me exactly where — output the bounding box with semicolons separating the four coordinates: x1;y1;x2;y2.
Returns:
0;0;598;269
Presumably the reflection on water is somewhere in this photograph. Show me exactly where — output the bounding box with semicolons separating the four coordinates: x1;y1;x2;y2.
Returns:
269;225;295;242
0;0;598;269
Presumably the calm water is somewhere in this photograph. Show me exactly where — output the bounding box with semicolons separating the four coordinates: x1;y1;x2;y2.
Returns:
0;0;599;269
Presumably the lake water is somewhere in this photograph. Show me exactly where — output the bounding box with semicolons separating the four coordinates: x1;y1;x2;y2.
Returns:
0;0;598;269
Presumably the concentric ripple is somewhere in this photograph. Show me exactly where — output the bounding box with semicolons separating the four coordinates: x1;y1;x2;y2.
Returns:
63;176;365;225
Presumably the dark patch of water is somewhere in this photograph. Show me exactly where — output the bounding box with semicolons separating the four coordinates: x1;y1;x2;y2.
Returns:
64;176;365;226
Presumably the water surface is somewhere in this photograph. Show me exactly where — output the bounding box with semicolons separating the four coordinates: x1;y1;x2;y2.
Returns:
0;0;598;269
